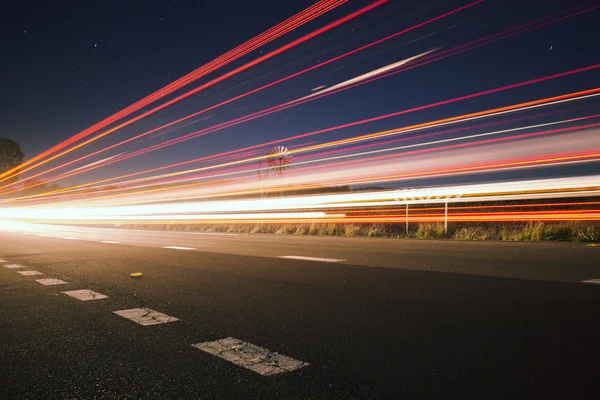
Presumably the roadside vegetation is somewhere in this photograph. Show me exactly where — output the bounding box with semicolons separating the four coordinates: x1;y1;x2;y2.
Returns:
120;221;600;242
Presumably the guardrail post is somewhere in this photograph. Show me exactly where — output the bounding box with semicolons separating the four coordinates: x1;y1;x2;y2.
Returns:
405;203;409;236
444;200;448;235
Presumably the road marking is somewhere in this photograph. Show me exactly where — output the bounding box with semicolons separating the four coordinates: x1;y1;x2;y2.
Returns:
17;270;43;276
163;246;195;250
62;237;78;240
0;259;7;263
21;232;30;235
4;264;25;269
192;337;309;376
36;278;67;285
113;308;179;326
278;255;345;263
38;234;51;237
63;289;108;301
582;279;600;284
101;241;121;244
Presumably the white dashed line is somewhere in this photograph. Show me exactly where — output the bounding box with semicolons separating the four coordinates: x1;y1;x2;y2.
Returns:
0;259;7;263
38;234;51;237
4;264;25;269
163;246;195;251
21;232;30;235
101;241;121;244
17;270;43;276
582;279;600;284
192;337;309;376
62;237;78;240
36;278;67;285
113;308;179;326
63;289;108;301
278;256;345;263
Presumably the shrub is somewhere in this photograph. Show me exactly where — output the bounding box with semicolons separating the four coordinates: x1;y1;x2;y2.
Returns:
453;225;499;240
119;221;600;242
415;223;446;239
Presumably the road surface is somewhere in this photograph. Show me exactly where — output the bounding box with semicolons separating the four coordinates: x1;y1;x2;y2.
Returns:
1;223;599;399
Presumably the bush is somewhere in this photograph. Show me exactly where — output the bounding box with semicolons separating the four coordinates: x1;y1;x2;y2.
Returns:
119;221;600;242
415;223;446;239
453;225;499;240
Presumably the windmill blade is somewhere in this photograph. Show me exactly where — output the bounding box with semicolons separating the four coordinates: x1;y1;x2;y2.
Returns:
266;145;292;174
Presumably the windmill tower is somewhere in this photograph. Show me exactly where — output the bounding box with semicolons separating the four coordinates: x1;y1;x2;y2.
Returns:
257;145;291;198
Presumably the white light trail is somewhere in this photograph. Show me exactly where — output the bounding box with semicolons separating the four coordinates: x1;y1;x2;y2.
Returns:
306;49;438;98
0;175;599;224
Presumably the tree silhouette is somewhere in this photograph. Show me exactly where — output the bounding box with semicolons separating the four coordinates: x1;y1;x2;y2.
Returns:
0;138;24;183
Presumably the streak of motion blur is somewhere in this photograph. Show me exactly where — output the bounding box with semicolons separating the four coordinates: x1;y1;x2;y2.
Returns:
1;0;600;226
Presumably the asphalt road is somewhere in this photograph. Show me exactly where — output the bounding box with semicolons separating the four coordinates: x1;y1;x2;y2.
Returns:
1;224;599;399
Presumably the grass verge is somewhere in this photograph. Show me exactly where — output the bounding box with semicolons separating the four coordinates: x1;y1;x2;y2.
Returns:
118;221;600;242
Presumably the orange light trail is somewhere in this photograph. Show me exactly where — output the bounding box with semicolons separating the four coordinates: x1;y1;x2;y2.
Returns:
6;0;595;194
18;139;600;210
4;170;600;230
0;0;386;189
0;0;349;184
4;87;598;206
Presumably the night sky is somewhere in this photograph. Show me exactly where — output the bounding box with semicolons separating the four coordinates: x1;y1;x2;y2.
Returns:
1;0;599;188
2;0;317;154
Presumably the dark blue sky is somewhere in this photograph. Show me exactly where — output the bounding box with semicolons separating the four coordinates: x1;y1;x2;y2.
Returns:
1;0;599;187
1;0;317;153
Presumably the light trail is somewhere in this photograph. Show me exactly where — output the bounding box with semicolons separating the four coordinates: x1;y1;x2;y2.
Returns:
0;0;347;183
5;0;592;199
5;61;598;204
2;49;430;195
329;1;600;99
8;0;587;193
0;0;386;189
36;116;600;205
55;62;600;183
2;175;600;225
0;0;478;193
5;87;599;207
13;131;600;210
21;100;596;204
2;1;599;231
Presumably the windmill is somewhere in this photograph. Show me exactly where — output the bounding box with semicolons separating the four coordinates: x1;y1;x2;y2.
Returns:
266;145;291;174
257;145;292;198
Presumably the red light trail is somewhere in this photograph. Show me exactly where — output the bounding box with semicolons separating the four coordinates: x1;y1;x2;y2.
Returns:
0;0;349;183
2;0;600;228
